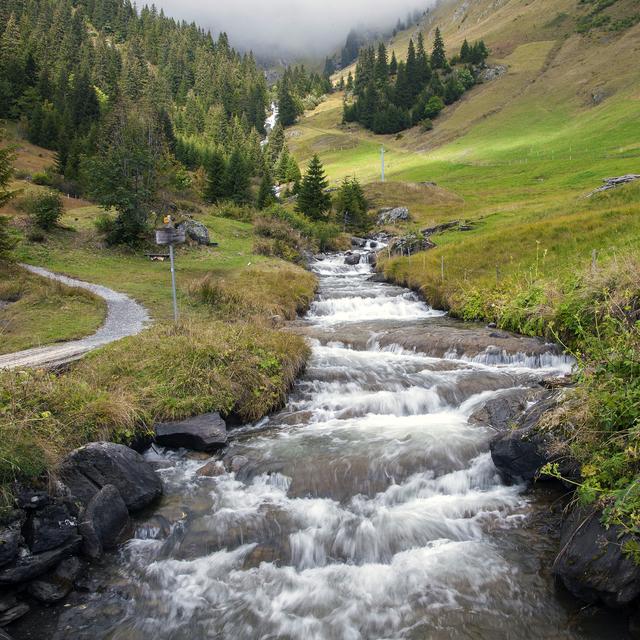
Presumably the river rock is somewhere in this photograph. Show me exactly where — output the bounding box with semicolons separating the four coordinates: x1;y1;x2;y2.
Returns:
469;388;539;432
553;508;640;607
15;489;49;511
0;536;81;585
178;219;210;245
196;461;226;477
0;629;15;640
79;485;129;559
27;556;84;603
351;236;367;248
0;599;29;626
59;442;162;512
377;207;410;225
24;503;78;554
489;394;559;483
155;413;227;452
344;253;361;266
0;525;22;568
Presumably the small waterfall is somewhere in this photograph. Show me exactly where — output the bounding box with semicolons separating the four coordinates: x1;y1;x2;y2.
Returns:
55;247;599;640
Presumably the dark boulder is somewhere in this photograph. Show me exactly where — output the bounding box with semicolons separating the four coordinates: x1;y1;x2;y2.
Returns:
470;388;540;433
0;536;81;585
0;597;28;626
27;556;84;603
79;485;129;559
344;253;361;266
553;508;640;607
490;395;558;483
59;442;162;512
0;525;22;568
155;413;227;453
0;629;15;640
350;236;367;248
24;503;78;554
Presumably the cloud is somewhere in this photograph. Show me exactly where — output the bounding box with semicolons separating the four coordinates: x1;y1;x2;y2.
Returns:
152;0;431;57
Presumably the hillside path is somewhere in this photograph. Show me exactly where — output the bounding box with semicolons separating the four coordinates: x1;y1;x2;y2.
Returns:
0;265;150;370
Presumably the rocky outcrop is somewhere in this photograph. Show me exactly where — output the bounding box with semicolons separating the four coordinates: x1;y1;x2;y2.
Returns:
478;65;507;82
553;508;640;607
587;174;640;197
344;253;361;266
178;219;210;245
59;442;162;511
155;413;228;452
377;207;410;225
79;485;129;559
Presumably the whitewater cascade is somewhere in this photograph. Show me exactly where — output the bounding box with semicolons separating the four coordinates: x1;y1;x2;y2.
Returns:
54;246;617;640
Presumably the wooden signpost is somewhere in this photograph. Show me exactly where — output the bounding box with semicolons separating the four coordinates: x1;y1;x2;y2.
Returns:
155;218;186;322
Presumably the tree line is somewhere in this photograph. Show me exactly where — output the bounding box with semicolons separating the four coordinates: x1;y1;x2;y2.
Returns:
342;29;488;134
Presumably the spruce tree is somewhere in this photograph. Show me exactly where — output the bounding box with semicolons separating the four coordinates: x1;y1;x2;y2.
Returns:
278;77;298;127
204;150;227;203
375;42;388;82
335;176;369;231
257;167;275;209
389;51;398;76
225;148;250;204
460;39;470;63
431;27;447;69
346;72;354;91
296;154;330;220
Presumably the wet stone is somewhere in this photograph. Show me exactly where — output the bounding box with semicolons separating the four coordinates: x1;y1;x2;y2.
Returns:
24;503;78;554
27;556;85;603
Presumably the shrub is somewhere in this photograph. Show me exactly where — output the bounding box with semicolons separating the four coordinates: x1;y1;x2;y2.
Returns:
31;171;53;186
26;228;46;243
94;213;117;237
0;216;16;261
420;119;434;132
24;191;64;230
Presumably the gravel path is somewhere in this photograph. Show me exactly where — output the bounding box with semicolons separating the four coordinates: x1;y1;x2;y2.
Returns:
0;265;150;370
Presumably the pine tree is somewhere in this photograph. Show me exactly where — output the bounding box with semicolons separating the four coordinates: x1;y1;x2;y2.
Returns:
346;71;354;91
296;154;330;220
431;27;447;69
335;176;369;231
460;39;470;63
268;122;286;165
406;39;419;101
389;51;398;76
286;156;302;193
375;42;388;82
278;79;298;127
416;33;431;88
225;147;250;204
204;149;227;203
257;167;275;209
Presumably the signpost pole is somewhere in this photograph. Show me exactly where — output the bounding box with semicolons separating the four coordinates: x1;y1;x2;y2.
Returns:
169;243;179;322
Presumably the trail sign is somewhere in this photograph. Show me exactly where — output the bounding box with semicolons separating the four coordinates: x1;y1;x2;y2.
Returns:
155;218;185;322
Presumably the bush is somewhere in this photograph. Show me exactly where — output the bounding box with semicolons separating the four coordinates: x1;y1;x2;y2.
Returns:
420;118;434;132
26;228;46;243
31;171;53;186
0;216;16;261
94;213;117;237
214;201;257;223
24;191;64;230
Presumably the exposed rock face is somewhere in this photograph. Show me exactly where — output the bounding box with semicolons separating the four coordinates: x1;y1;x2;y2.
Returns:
344;253;361;266
79;485;129;559
377;207;410;225
59;442;162;512
27;556;84;603
24;503;78;554
155;413;228;452
390;233;434;256
588;174;640;196
0;536;81;585
553;508;640;607
479;65;507;82
178;219;210;245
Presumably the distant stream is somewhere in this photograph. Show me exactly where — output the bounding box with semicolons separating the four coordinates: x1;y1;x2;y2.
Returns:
48;247;628;639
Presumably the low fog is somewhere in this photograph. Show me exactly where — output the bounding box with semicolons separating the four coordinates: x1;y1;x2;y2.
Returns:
153;0;432;57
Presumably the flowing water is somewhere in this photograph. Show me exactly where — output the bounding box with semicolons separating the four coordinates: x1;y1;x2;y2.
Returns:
52;248;628;640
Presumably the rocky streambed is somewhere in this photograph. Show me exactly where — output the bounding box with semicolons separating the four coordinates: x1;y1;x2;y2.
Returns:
3;245;638;639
